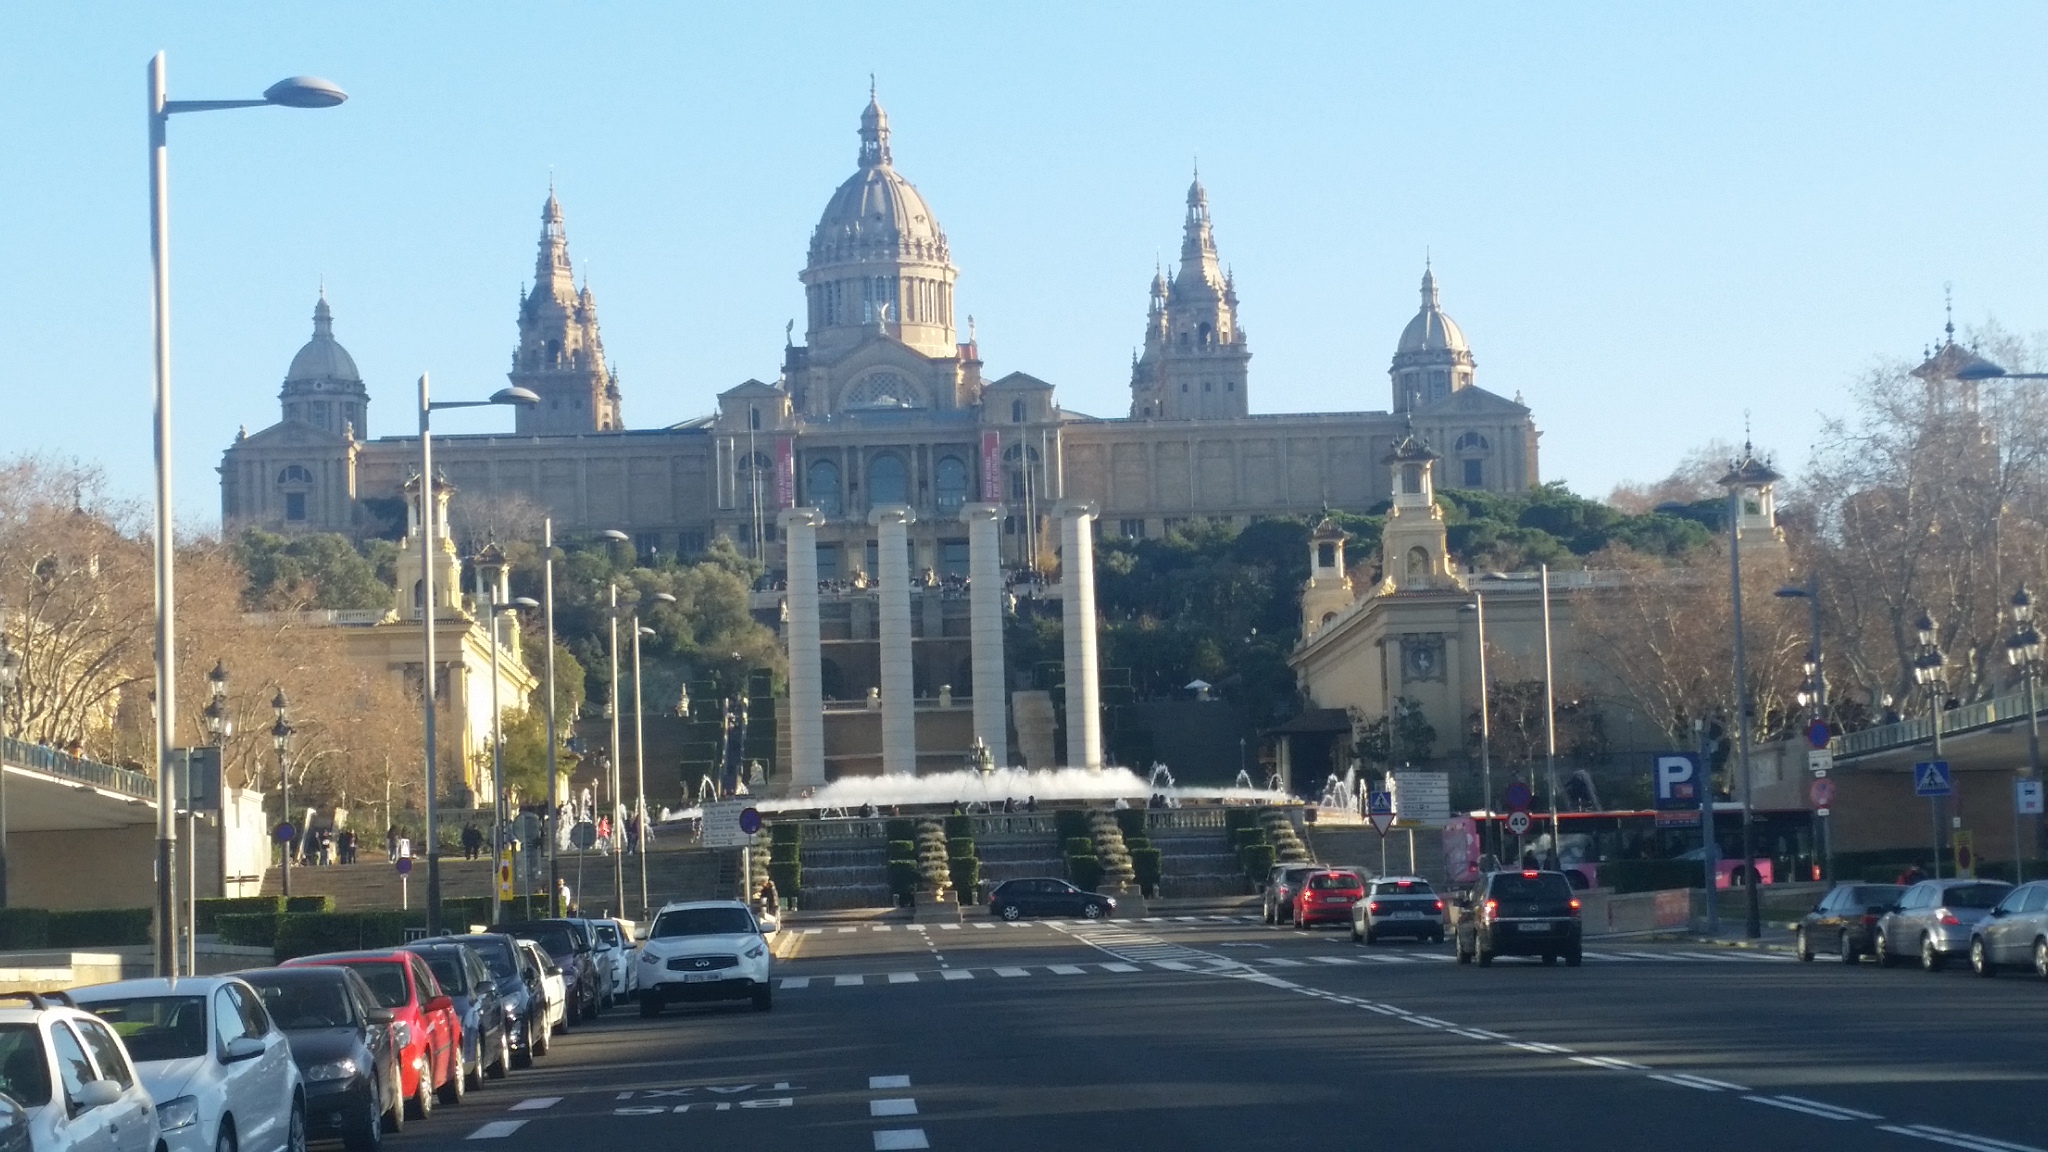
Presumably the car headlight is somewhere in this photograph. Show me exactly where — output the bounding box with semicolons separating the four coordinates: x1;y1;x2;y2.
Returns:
392;1022;412;1050
744;944;765;960
640;951;659;964
305;1058;359;1083
158;1095;200;1131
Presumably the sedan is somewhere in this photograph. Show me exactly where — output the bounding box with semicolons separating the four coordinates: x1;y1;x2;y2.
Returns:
239;966;398;1151
1794;883;1906;963
437;934;548;1067
400;942;509;1088
513;940;567;1038
0;995;158;1152
1352;876;1447;944
1262;864;1321;925
1971;880;2048;977
1292;871;1365;930
1874;879;2012;971
987;878;1116;921
284;952;462;1118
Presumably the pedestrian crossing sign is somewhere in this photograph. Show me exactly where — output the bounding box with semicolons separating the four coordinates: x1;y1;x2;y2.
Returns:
1914;760;1953;797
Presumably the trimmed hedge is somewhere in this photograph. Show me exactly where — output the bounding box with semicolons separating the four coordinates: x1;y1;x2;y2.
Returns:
196;896;284;935
216;912;279;949
766;861;801;898
274;911;415;961
1605;860;1706;894
1063;836;1094;858
885;861;920;903
948;857;980;897
1054;809;1091;844
885;839;917;862
1239;844;1276;881
0;909;50;950
1123;835;1151;853
1066;854;1103;892
943;814;973;839
947;837;977;860
883;818;917;843
1232;827;1267;850
770;822;802;846
49;909;152;948
1131;848;1163;897
442;897;493;929
769;841;801;864
1113;808;1145;838
1224;808;1263;836
284;895;334;915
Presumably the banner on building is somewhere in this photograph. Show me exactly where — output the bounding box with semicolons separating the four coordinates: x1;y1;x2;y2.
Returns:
775;437;795;509
982;432;1002;502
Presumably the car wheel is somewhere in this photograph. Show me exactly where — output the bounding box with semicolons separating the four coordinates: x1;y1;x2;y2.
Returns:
1973;937;1996;977
1872;930;1892;968
488;1031;510;1080
1350;925;1363;943
751;985;773;1012
1477;948;1494;967
1565;948;1583;968
345;1079;382;1152
538;1014;555;1050
287;1098;307;1152
639;993;662;1018
513;1023;534;1070
999;904;1021;922
2036;938;2048;981
1920;934;1945;973
439;1053;465;1106
1795;927;1814;962
1263;905;1275;925
381;1068;404;1134
408;1069;433;1120
465;1045;483;1091
1838;930;1858;964
1082;903;1103;921
216;1119;237;1152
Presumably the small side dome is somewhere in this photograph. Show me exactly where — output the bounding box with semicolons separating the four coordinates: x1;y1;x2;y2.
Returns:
286;294;361;384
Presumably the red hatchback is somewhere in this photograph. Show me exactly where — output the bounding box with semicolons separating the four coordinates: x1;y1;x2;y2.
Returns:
286;950;463;1119
1293;871;1366;929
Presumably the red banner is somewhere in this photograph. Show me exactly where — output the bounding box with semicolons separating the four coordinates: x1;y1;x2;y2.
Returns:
981;431;1002;503
776;437;795;509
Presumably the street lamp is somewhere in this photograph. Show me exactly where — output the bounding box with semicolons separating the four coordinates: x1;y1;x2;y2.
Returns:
469;542;514;923
198;660;231;972
2009;585;2042;882
1775;574;1829;880
599;528;632;918
416;378;538;936
272;690;293;899
1459;594;1495;866
541;519;562;915
0;633;20;908
146;51;345;979
1913;610;1948;879
632;591;675;915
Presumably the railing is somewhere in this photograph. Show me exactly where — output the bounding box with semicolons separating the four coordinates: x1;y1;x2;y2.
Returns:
1143;809;1228;831
970;814;1059;837
1;736;155;800
1835;690;2036;758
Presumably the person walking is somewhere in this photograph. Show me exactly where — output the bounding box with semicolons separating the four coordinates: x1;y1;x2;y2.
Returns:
758;876;780;918
461;822;483;861
385;825;399;860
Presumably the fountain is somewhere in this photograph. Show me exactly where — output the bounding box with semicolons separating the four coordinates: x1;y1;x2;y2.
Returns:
1233;768;1255;791
1318;765;1361;814
1146;763;1177;791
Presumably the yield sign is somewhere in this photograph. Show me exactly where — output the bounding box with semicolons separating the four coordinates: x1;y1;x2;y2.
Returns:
1369;811;1396;836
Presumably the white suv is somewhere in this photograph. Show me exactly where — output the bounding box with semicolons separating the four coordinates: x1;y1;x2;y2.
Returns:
0;992;157;1152
635;901;773;1017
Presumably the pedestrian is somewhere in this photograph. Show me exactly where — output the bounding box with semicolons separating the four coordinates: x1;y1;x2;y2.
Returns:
1521;848;1540;869
1025;795;1037;813
626;812;641;854
1900;863;1927;885
758;875;779;916
385;825;399;859
461;823;483;861
317;829;334;866
337;828;356;865
557;879;572;917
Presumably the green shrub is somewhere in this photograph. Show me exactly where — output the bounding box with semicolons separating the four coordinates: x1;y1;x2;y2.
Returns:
216;912;280;949
769;841;801;864
441;897;493;929
948;857;980;896
947;837;977;860
284;895;334;915
195;896;284;935
1113;808;1146;838
1123;835;1151;853
883;818;916;843
48;909;152;948
1066;854;1103;892
1064;836;1095;858
1131;848;1163;896
1232;827;1268;850
1224;808;1261;836
1239;844;1276;881
0;909;50;950
885;839;917;862
1605;860;1706;894
885;861;921;903
1054;809;1091;843
943;814;973;839
766;861;801;897
274;911;418;961
770;822;803;845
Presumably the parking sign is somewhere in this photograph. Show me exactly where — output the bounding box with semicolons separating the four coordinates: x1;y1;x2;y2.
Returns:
2019;779;2045;816
1653;753;1700;808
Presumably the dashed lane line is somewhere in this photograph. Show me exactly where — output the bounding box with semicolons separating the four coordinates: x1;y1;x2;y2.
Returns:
871;1098;918;1117
507;1097;561;1110
466;1121;529;1140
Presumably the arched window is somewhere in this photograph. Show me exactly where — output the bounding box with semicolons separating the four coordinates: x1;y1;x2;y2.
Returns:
868;454;908;506
808;459;842;517
1198;321;1213;347
277;465;313;486
1454;432;1490;453
1407;547;1430;579
1317;542;1336;568
934;456;969;512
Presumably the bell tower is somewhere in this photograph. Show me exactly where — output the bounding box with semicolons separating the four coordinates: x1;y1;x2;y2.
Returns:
511;190;623;435
1377;433;1463;594
1129;175;1250;419
393;471;463;618
1302;518;1355;634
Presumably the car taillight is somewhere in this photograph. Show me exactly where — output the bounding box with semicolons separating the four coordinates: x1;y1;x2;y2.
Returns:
1434;900;1445;912
1568;898;1581;916
1483;899;1498;919
1522;870;1540;878
1368;901;1383;914
1863;914;1880;926
1939;911;1960;926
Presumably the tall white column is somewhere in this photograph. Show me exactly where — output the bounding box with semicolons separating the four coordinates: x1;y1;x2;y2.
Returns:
961;502;1009;767
780;508;827;791
1057;501;1102;770
871;505;918;775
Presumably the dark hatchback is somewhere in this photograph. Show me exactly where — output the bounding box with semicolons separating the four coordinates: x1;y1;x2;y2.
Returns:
490;921;601;1023
988;878;1116;921
1454;870;1584;966
239;965;398;1151
400;942;508;1087
435;935;546;1068
1795;883;1907;963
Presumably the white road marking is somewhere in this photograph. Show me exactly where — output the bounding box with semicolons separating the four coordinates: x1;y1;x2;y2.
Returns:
1774;1096;1882;1120
1744;1095;1866;1120
872;925;894;932
887;972;919;984
972;922;995;929
1100;963;1140;973
871;1098;918;1116
1047;964;1086;974
870;1075;912;1089
1152;960;1197;970
803;928;822;935
780;977;812;989
939;924;961;930
1650;1073;1750;1092
1263;958;1306;967
1571;1055;1651;1071
873;1131;929;1151
1880;1124;2046;1152
466;1121;528;1139
1308;956;1358;965
941;969;974;980
835;975;865;986
994;966;1029;977
508;1097;561;1110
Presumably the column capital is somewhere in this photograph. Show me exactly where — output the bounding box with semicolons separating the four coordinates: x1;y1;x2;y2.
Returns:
958;502;1002;523
869;503;917;527
1053;500;1099;521
779;506;826;531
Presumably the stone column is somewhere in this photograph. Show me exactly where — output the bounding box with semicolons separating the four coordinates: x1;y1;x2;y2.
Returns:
961;502;1009;768
1057;501;1102;770
779;508;827;791
871;504;918;775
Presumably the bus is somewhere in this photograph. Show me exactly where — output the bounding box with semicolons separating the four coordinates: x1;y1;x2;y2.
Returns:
1465;804;1820;889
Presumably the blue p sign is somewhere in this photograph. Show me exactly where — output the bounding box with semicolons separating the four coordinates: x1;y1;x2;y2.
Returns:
1654;753;1699;808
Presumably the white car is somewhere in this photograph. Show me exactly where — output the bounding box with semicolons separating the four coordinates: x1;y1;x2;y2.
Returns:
636;901;773;1017
73;977;306;1152
599;919;639;995
515;940;567;1035
0;992;157;1152
589;920;631;1002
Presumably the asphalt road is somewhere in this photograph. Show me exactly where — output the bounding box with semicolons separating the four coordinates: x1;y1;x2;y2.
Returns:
369;913;2048;1152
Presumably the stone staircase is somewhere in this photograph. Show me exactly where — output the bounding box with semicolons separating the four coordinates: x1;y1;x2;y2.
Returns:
1149;828;1250;898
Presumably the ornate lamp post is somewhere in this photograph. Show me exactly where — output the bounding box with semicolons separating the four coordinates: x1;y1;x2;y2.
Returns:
198;661;231;972
272;690;293;898
1913;611;1948;879
2008;586;2042;882
631;590;674;917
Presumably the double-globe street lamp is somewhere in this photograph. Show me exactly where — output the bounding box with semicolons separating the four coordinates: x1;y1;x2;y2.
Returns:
631;594;674;916
146;52;345;977
1775;575;1828;881
199;661;232;973
1913;611;1949;879
472;541;540;922
272;690;293;898
2007;586;2042;882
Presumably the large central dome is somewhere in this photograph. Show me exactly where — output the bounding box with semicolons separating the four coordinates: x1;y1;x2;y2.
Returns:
801;94;959;357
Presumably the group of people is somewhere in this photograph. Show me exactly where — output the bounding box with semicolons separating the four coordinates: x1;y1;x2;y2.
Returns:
288;827;358;866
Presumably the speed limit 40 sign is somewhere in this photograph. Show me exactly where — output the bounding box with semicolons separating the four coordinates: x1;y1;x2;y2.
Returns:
1506;810;1532;836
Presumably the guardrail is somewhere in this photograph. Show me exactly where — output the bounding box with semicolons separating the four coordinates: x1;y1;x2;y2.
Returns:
1144;809;1228;831
1835;690;2035;758
1;736;154;800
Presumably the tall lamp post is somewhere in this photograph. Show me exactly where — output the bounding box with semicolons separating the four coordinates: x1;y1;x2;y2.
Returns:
1913;610;1948;879
147;53;345;978
1776;574;1827;880
1460;593;1494;866
416;377;538;935
2009;585;2042;883
542;518;562;915
600;529;632;917
631;591;675;916
200;661;231;974
272;690;292;899
0;634;19;909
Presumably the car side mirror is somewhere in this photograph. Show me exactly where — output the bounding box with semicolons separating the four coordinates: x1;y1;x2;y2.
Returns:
475;980;495;997
365;1007;394;1025
221;1036;265;1064
75;1079;122;1109
428;996;454;1014
1992;907;2010;918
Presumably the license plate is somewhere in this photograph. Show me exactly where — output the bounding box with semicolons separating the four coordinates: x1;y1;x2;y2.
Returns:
681;971;723;983
1517;923;1550;933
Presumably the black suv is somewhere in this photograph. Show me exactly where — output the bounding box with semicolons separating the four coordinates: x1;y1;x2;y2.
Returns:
1454;870;1583;966
489;920;602;1022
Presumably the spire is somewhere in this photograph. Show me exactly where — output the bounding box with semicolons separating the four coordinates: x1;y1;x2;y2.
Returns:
534;187;573;299
311;290;333;338
1420;263;1439;309
1178;170;1219;283
859;84;892;167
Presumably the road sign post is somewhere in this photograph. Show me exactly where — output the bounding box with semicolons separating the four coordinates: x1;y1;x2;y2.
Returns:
1916;760;1953;880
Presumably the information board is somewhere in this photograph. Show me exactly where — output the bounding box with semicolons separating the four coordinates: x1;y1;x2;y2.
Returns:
702;799;760;849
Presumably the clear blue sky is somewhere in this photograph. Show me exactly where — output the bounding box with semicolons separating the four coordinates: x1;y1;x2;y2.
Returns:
6;3;2047;527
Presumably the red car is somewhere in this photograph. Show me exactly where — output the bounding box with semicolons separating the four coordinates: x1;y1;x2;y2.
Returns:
286;950;464;1119
1293;870;1366;929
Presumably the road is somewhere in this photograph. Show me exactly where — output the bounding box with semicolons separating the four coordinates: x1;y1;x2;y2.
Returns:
374;912;2048;1152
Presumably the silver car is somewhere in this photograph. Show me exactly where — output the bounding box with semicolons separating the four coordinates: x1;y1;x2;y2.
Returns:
1262;864;1321;925
1971;880;2048;978
1873;879;2012;971
1351;875;1446;944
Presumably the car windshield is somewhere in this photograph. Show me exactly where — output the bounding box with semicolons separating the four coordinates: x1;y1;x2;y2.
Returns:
80;995;209;1062
1941;884;2010;910
469;943;520;983
594;924;620;947
651;908;756;939
421;956;467;995
1309;874;1361;890
1490;873;1574;901
333;963;408;1009
0;1026;49;1108
1851;885;1906;907
247;978;354;1029
506;926;577;959
1374;880;1434;896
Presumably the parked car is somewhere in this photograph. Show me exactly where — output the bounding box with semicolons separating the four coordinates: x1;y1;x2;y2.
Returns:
283;950;462;1117
513;939;567;1038
1873;879;2012;971
438;934;548;1067
1453;869;1583;966
1262;864;1322;925
401;941;509;1087
237;965;399;1151
586;920;627;1008
1352;876;1447;944
986;878;1117;922
72;976;306;1152
592;919;637;1000
1971;880;2048;977
636;901;773;1016
491;921;602;1022
1292;870;1366;930
1794;883;1907;963
0;991;157;1152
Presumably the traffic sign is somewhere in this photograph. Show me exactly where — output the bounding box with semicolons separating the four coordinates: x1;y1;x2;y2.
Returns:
1653;753;1699;808
2019;779;2045;816
1807;719;1832;750
1807;749;1833;776
738;807;763;836
1369;811;1395;835
570;821;597;850
1914;761;1953;798
702;800;760;849
1506;810;1533;836
1366;790;1393;816
497;848;515;901
1390;771;1452;825
1503;781;1533;812
395;857;412;876
273;822;296;844
1809;778;1835;808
